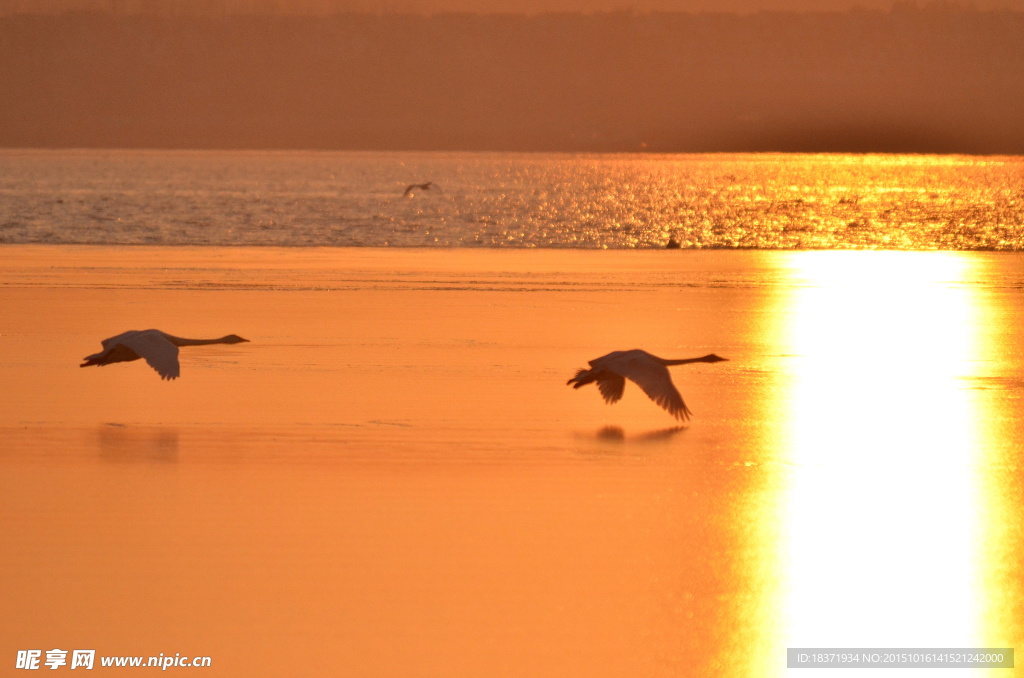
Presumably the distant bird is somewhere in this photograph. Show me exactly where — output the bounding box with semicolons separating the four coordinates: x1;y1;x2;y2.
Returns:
568;350;727;420
403;181;436;196
81;330;249;381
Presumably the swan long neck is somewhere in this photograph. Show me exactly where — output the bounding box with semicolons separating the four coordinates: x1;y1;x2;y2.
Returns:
165;335;235;347
659;354;721;366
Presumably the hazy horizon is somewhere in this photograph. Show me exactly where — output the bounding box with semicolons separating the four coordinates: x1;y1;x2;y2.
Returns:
3;6;1023;153
4;0;1024;14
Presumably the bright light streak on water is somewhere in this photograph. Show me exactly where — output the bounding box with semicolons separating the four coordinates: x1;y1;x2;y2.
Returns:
1;150;1022;249
781;253;984;676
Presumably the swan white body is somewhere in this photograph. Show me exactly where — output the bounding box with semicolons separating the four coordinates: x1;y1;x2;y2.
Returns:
567;349;727;420
81;329;248;380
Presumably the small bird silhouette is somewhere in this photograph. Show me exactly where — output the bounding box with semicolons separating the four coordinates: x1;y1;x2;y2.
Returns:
568;349;727;420
403;181;436;196
81;329;249;380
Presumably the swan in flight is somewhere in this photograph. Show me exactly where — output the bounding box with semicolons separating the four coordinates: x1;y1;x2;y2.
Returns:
81;330;249;380
403;181;437;196
567;350;727;420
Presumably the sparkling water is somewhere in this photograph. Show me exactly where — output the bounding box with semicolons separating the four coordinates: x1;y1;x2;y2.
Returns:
2;149;1022;249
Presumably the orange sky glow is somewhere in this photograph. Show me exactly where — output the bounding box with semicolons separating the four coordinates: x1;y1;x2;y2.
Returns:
2;2;1023;153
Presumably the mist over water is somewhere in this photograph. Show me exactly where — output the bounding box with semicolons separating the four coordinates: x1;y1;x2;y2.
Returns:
1;150;1022;249
4;10;1024;154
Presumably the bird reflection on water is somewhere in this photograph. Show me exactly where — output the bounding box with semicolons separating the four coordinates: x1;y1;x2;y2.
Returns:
597;425;626;441
97;424;179;463
594;425;687;443
578;425;688;459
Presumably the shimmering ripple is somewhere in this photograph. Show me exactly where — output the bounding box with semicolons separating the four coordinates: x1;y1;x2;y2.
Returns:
1;150;1022;249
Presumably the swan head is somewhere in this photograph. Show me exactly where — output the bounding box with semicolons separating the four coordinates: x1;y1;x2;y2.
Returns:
703;354;728;362
221;334;249;344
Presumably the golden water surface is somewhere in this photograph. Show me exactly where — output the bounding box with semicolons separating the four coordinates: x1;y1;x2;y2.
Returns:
0;247;1021;676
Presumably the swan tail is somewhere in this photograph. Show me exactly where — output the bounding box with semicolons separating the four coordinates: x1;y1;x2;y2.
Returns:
80;353;105;368
567;368;596;388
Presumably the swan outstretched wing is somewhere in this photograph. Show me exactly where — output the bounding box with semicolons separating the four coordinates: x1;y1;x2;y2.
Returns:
117;332;180;380
618;359;692;421
596;372;625;404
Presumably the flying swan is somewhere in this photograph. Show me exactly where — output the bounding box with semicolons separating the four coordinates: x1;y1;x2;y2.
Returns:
567;349;727;420
81;330;249;380
403;181;437;195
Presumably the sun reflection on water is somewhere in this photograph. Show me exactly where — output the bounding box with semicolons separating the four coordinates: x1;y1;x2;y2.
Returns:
781;252;985;672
